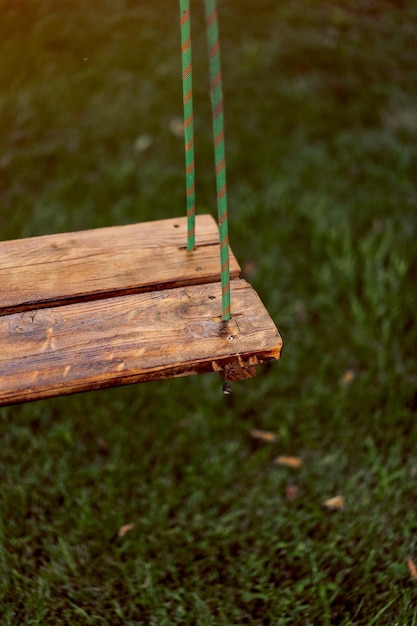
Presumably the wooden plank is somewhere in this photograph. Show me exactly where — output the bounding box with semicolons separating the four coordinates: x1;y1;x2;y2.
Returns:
0;279;282;406
0;214;240;316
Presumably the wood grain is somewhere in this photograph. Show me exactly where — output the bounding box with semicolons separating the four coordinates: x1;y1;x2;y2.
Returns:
0;214;240;316
0;279;282;405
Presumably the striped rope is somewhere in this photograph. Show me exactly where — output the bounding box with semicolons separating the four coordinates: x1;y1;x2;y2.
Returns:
204;0;231;321
179;0;196;251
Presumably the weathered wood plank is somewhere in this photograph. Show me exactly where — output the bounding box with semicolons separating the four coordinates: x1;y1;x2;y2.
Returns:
0;214;240;316
0;279;282;406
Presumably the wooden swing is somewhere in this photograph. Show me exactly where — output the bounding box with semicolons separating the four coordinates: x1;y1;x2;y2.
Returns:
0;1;282;407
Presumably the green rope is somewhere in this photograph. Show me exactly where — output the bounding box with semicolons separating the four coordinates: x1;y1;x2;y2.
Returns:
179;0;196;251
178;0;231;320
204;0;231;321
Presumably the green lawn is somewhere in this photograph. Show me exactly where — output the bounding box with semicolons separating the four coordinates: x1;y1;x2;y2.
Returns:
1;1;417;623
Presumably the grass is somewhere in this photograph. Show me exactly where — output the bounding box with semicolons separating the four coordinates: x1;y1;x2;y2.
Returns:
1;0;417;623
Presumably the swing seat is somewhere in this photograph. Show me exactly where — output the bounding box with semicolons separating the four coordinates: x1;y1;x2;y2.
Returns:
0;214;282;406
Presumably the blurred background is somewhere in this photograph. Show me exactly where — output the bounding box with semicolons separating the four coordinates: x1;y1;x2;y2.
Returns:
1;0;417;623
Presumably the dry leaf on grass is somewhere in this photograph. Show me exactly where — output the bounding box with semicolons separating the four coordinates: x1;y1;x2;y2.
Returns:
274;455;303;469
117;523;135;538
243;261;258;279
250;429;278;443
169;117;184;137
339;369;355;386
323;495;345;510
286;484;300;501
407;556;417;580
320;453;338;465
133;134;153;153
